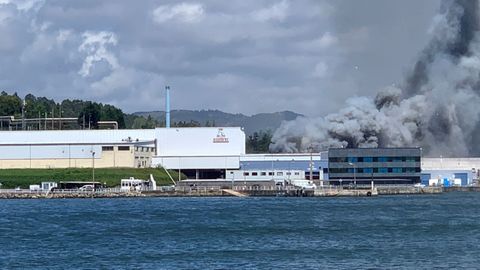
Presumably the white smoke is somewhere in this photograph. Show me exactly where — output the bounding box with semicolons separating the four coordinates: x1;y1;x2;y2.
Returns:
271;0;480;157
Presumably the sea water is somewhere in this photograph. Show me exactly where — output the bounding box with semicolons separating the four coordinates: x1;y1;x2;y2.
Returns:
1;193;479;269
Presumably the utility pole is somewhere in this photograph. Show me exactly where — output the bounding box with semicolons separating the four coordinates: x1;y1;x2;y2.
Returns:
59;105;62;130
21;99;26;130
309;146;313;181
51;107;54;130
92;151;96;190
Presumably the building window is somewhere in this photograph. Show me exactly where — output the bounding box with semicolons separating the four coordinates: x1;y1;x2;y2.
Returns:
252;172;258;176
406;156;418;162
277;172;283;176
295;172;300;176
261;172;267;176
392;168;402;173
102;146;114;151
379;168;388;173
268;172;274;176
364;168;373;174
118;146;130;151
373;157;378;162
286;172;291;176
243;172;250;176
347;157;357;163
378;157;388;162
330;157;347;162
363;157;373;162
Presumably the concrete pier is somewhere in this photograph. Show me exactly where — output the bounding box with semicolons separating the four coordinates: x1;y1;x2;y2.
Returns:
314;188;378;197
377;186;443;195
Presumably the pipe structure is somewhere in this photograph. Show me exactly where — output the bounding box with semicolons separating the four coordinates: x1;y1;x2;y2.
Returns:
165;85;171;128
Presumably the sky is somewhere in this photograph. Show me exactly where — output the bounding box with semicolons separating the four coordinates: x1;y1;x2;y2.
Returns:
0;0;440;116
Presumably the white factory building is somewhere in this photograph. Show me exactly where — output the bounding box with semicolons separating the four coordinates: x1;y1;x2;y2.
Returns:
1;126;480;185
0;127;245;178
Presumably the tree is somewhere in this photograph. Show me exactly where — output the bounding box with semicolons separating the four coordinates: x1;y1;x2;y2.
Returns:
78;102;101;129
0;93;21;116
246;130;273;153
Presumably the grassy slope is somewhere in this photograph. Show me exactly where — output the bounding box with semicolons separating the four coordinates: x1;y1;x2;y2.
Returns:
0;168;184;189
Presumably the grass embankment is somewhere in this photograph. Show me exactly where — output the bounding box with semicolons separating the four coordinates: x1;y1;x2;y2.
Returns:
0;168;184;189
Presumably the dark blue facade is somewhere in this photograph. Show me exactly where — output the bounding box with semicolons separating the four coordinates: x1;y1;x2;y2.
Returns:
328;148;422;185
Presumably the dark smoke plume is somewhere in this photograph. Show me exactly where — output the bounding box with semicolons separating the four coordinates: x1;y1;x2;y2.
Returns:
271;0;480;157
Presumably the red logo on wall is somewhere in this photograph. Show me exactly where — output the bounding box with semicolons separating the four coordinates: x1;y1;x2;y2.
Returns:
213;128;229;143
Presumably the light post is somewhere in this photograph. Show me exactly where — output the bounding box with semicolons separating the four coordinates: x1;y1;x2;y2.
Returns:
308;145;314;181
348;162;356;188
271;156;274;180
92;151;96;192
59;109;64;130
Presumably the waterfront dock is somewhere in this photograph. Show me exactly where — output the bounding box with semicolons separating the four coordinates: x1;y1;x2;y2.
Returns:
0;185;464;199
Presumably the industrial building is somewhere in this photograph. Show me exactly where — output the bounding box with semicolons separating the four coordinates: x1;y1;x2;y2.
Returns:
420;157;480;186
1;126;480;186
328;148;422;185
0;127;246;174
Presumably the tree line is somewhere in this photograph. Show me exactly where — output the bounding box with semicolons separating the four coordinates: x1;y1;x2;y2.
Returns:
0;92;125;129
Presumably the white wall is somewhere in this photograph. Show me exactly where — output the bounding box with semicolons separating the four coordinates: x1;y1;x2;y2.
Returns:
422;158;480;170
0;145;101;159
155;127;245;156
154;156;241;170
0;129;155;144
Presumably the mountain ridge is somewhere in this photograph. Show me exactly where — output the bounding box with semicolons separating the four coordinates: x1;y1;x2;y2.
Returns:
133;109;303;135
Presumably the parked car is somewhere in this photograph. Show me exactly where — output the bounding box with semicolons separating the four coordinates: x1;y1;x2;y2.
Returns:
79;185;94;191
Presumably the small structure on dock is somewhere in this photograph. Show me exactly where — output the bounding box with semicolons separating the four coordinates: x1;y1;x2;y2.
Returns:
120;174;157;191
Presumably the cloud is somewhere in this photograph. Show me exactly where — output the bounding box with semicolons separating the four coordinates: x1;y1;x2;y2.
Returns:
153;3;204;24
78;31;118;77
252;0;289;22
0;0;440;117
312;62;328;78
0;0;43;11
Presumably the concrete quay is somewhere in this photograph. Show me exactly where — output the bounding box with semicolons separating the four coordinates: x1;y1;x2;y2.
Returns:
0;191;146;199
377;186;443;195
0;186;460;199
314;187;378;197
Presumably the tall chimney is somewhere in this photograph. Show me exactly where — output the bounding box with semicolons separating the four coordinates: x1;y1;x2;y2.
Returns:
165;85;171;128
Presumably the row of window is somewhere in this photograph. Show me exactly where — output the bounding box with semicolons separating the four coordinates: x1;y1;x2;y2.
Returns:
135;147;154;152
102;146;155;152
242;171;301;177
329;167;421;174
329;156;420;163
102;146;130;151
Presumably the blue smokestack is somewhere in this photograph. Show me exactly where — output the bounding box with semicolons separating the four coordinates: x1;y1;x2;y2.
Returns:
165;85;170;128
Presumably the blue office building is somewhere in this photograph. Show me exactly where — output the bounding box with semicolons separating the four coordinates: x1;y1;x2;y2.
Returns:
328;148;422;185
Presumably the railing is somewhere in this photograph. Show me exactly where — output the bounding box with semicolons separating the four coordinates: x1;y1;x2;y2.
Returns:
0;189;46;194
173;186;222;193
